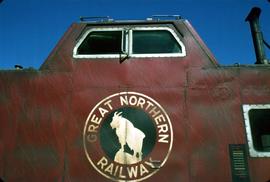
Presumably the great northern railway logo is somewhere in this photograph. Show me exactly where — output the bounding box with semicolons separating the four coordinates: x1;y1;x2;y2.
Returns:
83;92;173;181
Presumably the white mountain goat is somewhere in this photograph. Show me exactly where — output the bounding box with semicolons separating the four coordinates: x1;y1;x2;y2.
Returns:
110;112;145;161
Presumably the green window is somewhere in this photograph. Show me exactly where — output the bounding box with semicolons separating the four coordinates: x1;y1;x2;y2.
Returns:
248;109;270;152
77;31;122;54
132;30;182;54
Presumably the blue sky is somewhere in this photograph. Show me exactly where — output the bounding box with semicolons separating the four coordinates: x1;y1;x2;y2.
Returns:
0;0;269;69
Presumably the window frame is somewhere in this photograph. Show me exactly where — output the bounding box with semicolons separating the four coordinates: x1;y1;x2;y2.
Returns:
73;26;186;59
73;28;127;59
129;27;186;58
242;104;270;157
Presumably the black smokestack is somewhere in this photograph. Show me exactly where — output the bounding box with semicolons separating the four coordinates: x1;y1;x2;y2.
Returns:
245;7;268;64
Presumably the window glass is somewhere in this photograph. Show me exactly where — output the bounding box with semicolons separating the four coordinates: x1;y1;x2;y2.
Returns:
248;109;270;152
77;31;122;54
73;28;186;58
132;30;182;54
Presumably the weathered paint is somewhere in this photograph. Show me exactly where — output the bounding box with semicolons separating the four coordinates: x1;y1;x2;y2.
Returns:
0;19;270;182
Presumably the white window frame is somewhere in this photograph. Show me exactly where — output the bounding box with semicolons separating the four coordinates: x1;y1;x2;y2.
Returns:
242;104;270;157
73;27;186;59
73;28;127;59
130;27;186;58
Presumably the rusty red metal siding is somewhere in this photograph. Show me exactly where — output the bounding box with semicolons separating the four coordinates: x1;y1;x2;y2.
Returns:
0;20;270;182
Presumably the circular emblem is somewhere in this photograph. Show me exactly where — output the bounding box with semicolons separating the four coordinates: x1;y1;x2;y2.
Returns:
83;92;173;181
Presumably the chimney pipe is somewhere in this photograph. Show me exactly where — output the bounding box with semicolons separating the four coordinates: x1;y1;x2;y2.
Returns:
245;7;268;64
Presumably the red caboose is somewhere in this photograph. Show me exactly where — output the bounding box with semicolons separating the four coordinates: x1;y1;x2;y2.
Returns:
0;8;270;182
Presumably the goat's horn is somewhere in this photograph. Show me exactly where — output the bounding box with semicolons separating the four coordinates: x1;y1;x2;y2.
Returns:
114;111;122;116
